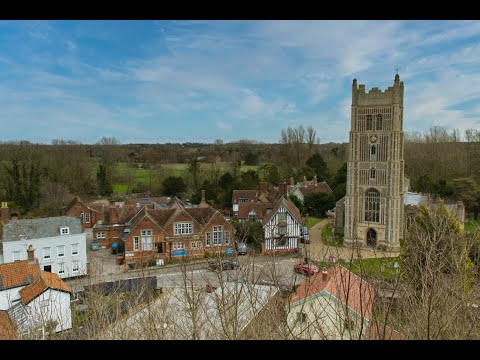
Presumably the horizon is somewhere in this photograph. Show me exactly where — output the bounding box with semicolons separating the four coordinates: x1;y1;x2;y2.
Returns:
1;20;479;145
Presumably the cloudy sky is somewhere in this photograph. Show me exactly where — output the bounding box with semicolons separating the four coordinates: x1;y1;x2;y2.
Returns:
0;20;479;144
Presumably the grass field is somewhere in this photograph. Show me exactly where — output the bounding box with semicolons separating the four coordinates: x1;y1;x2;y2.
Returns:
305;216;321;229
340;257;401;281
321;225;343;247
465;217;480;234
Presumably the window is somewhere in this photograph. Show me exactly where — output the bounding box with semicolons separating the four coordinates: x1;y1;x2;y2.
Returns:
58;262;65;275
376;114;383;130
364;188;380;223
174;222;193;235
85;213;90;223
57;245;65;258
173;242;185;250
213;226;223;246
366;115;373;130
12;251;21;262
72;260;79;273
141;230;153;251
206;233;211;247
80;211;84;222
96;231;106;239
279;225;287;236
248;211;256;221
371;145;376;156
296;312;308;325
60;227;69;235
134;236;140;251
370;168;376;179
71;243;79;256
225;232;230;246
191;241;197;248
239;198;249;203
278;212;287;222
276;236;288;247
197;241;202;248
43;247;51;260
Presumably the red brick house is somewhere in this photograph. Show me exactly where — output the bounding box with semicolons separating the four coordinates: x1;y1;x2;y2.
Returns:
232;182;276;216
65;197;102;229
123;197;234;269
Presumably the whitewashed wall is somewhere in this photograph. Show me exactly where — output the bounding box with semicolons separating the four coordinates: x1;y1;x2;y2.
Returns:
26;289;72;333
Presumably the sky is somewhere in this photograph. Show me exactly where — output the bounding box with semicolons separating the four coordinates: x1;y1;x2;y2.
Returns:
0;20;479;144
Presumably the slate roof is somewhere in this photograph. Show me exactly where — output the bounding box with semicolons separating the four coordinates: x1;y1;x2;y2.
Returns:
290;265;375;320
3;216;83;242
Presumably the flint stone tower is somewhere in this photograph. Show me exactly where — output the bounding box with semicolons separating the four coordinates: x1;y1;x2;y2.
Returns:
343;74;404;251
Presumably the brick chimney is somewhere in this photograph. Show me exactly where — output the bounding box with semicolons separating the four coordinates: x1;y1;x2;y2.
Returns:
259;182;268;195
27;245;35;263
290;177;295;186
278;182;284;197
314;175;317;186
321;267;328;282
1;202;9;224
303;176;307;187
109;200;117;224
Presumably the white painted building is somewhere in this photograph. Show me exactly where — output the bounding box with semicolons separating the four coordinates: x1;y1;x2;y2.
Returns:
0;259;72;337
263;197;303;253
1;216;87;279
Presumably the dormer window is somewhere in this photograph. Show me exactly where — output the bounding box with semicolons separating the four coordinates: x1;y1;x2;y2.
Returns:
248;210;256;221
60;227;70;235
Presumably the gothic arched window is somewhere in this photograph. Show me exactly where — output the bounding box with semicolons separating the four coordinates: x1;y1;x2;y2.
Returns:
376;114;383;130
371;145;376;156
370;168;376;179
364;188;380;223
366;115;373;130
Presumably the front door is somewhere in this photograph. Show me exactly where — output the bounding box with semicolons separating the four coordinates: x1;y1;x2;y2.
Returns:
367;228;377;247
43;265;52;272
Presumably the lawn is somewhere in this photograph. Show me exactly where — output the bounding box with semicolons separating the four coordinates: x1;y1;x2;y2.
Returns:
339;257;401;281
305;216;321;230
321;225;343;247
465;217;480;234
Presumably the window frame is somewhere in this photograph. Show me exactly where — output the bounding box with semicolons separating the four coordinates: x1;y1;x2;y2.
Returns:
12;251;21;262
85;213;90;223
213;226;223;246
58;262;65;275
71;243;79;256
133;236;140;251
96;231;106;239
43;247;51;260
364;188;381;223
205;233;211;247
57;245;65;258
174;222;193;235
72;260;79;273
60;227;70;235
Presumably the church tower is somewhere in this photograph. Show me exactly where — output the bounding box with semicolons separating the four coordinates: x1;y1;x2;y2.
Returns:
344;74;404;251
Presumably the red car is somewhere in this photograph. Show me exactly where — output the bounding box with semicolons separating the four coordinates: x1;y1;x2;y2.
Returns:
294;263;320;276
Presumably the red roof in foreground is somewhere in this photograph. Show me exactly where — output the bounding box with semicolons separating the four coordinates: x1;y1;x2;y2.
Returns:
290;265;375;320
0;311;16;340
19;271;72;304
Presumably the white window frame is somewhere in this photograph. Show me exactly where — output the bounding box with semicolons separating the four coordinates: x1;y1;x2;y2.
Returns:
96;231;106;239
173;242;185;250
43;247;51;260
60;227;70;235
85;213;90;223
213;226;223;246
57;245;65;258
71;243;79;256
205;233;211;247
225;232;230;246
197;241;202;248
12;251;21;262
80;211;84;222
58;262;65;275
72;260;79;273
134;236;140;251
141;229;152;251
174;222;193;235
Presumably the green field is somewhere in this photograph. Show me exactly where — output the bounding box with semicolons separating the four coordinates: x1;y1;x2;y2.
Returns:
340;257;401;281
305;216;321;229
321;225;343;247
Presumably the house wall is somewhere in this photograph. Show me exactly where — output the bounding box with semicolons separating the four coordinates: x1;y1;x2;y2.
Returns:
26;289;72;333
287;293;368;340
124;216;166;265
2;233;88;279
66;203;101;229
202;212;235;257
0;287;23;311
93;225;126;248
263;205;301;254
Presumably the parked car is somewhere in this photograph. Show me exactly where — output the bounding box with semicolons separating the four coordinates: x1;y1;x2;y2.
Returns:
300;226;310;244
208;258;238;271
90;242;100;251
294;263;320;276
236;241;247;255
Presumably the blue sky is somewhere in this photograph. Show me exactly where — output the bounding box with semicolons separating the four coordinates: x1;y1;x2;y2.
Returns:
0;20;479;144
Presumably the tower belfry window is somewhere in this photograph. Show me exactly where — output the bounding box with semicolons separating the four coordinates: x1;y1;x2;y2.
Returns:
370;168;376;179
364;188;380;223
376;114;383;130
371;145;376;156
366;115;373;130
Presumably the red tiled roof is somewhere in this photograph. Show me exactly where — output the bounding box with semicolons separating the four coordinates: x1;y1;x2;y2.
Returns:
0;311;16;340
232;190;258;204
19;271;71;304
146;209;177;227
117;205;142;224
290;265;375;320
184;207;216;225
367;320;405;340
297;181;333;197
0;260;41;290
237;202;275;220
